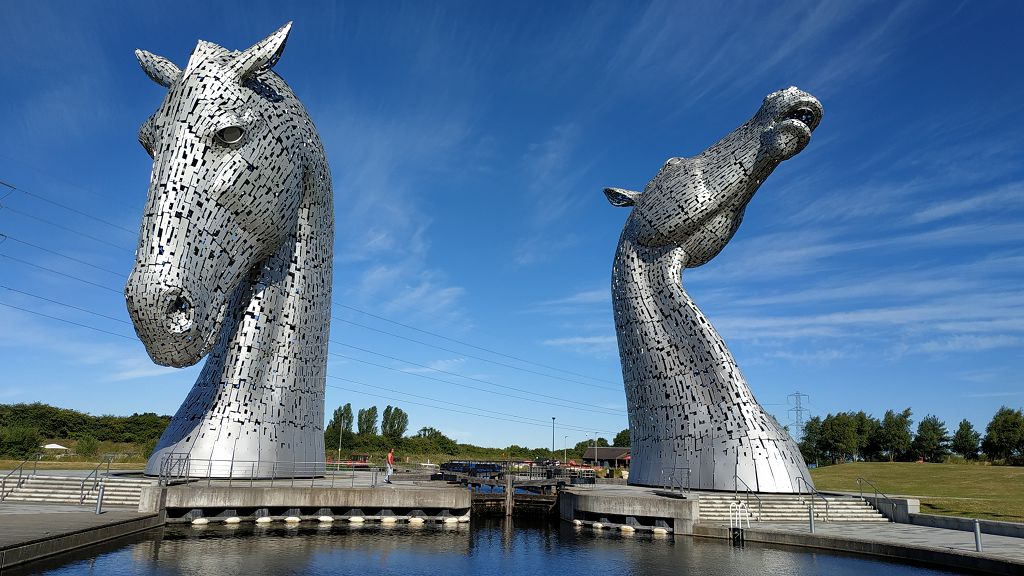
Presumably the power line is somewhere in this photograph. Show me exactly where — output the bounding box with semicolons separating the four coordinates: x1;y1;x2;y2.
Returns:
0;284;131;325
331;341;624;415
0;233;126;277
0;253;122;294
0;225;617;401
334;302;617;386
328;350;621;417
0;203;128;250
332;315;619;391
3;182;136;234
0;296;620;436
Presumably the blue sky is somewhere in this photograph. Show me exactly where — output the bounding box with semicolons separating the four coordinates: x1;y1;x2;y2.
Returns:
0;1;1021;450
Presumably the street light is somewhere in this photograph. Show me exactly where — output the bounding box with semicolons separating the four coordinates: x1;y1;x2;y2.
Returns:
551;417;556;459
563;435;568;464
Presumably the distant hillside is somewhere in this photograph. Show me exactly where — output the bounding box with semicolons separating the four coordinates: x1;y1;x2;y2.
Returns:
0;402;171;443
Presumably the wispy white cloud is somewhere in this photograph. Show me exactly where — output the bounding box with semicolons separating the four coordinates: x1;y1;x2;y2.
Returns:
541;335;617;357
910;182;1024;224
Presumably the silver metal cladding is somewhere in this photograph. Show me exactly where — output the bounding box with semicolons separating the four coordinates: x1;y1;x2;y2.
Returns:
126;23;335;478
606;87;822;493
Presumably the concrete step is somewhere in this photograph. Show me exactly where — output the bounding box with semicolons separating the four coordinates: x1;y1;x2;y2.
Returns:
695;492;888;523
2;475;152;507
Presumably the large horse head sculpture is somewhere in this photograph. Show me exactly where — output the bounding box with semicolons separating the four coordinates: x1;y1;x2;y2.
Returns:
605;87;823;491
126;22;323;367
126;23;334;477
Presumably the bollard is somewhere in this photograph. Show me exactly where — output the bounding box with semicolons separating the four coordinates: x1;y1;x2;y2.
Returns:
974;519;983;552
808;506;815;534
94;481;105;515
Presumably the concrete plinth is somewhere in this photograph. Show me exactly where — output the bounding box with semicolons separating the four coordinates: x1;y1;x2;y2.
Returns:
558;486;698;534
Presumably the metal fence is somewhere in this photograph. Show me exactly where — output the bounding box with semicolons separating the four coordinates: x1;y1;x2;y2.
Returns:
158;454;380;488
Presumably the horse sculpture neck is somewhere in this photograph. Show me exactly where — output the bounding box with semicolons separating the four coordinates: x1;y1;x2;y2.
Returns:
607;87;823;492
145;144;333;476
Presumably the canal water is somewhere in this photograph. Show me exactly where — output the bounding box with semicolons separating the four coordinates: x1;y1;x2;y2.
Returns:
14;519;967;575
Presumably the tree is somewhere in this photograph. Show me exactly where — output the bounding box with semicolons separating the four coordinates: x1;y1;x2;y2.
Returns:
799;416;823;465
357;406;378;436
381;405;409;441
981;406;1024;462
820;412;859;463
951;419;981;460
614;429;630;447
76;434;99;457
911;415;949;462
0;425;41;459
853;411;883;461
880;408;913;461
324;403;354;451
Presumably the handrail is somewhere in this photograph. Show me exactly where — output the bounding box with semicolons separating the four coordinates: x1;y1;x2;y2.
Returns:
795;475;830;521
157;454;380;488
79;454;114;504
856;477;897;518
733;475;762;521
0;453;42;502
661;467;691;495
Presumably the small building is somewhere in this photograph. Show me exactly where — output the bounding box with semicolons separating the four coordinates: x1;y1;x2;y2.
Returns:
582;446;630;468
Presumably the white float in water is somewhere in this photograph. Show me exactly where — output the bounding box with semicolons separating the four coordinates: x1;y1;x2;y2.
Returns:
349;516;365;523
592;522;604;529
191;518;209;525
652;527;669;535
223;517;241;524
408;517;425;525
285;516;301;523
572;519;583;526
255;517;273;524
381;517;397;524
457;515;470;523
318;516;334;523
442;517;459;524
619;525;636;533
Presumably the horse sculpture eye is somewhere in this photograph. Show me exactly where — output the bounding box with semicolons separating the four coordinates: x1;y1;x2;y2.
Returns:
785;107;817;128
215;126;245;145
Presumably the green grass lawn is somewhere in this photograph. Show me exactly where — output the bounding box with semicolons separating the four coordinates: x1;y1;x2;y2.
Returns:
810;462;1024;523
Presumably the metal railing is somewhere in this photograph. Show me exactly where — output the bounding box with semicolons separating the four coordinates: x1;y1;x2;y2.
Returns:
856;477;896;518
661;466;691;495
1;453;41;502
80;453;115;504
158;454;380;488
795;474;830;521
733;475;762;521
729;501;751;529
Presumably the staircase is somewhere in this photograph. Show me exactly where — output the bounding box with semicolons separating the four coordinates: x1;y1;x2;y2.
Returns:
2;475;154;507
697;491;888;523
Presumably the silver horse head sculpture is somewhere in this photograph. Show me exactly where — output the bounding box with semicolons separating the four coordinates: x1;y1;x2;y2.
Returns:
606;87;822;492
125;23;334;477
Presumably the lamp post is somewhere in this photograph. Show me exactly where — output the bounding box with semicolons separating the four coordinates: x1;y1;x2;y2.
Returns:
563;435;568;464
551;417;556;459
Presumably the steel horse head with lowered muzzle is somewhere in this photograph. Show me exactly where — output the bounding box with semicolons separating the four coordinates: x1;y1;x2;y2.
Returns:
126;23;334;478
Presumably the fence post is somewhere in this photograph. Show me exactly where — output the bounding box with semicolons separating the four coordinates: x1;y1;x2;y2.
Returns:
94;481;105;515
974;519;983;552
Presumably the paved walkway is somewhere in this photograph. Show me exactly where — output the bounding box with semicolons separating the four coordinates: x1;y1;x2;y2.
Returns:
0;510;155;550
752;521;1024;563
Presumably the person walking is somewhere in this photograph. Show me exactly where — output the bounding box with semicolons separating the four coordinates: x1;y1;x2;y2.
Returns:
385;447;395;484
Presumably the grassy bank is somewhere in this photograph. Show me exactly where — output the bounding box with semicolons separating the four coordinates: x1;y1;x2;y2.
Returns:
810;462;1024;522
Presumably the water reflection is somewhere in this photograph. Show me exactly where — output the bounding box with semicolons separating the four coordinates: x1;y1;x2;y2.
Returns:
15;519;966;576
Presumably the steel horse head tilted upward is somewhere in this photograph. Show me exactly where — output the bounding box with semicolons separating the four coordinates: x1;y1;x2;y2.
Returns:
126;23;335;477
606;87;822;492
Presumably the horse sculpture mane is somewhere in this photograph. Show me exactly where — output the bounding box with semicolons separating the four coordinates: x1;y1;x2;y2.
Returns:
125;23;334;477
606;87;822;492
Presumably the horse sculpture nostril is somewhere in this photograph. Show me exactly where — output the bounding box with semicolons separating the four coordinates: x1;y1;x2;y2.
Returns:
165;293;194;334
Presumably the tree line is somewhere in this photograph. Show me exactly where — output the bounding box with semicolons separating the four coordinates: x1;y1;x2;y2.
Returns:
0;403;170;458
799;405;1024;466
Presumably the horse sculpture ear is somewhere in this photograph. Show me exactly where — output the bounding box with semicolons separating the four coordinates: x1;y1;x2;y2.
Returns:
604;187;642;207
135;49;181;88
230;21;293;81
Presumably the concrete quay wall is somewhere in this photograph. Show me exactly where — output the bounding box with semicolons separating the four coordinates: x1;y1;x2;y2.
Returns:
558;488;698;534
140;485;472;522
860;494;1024;538
0;512;164;570
693;525;1024;576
